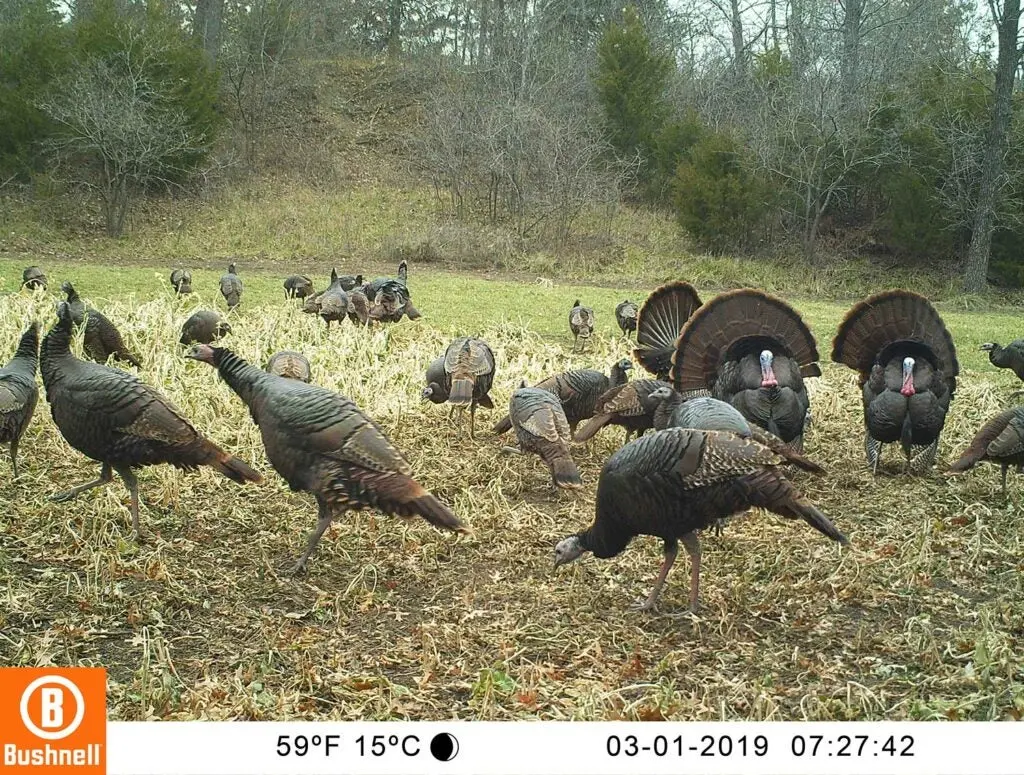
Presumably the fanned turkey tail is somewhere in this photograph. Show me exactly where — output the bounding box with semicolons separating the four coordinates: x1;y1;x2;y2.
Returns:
671;288;821;391
634;281;703;378
831;290;959;383
743;468;848;545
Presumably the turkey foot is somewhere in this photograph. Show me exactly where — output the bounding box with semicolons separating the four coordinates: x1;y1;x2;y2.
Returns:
500;445;523;455
50;463;113;502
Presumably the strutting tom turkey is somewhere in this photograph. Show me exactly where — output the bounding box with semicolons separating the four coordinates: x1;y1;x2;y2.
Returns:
553;427;848;612
634;282;703;380
42;303;261;536
671;288;819;450
831;290;958;474
187;344;469;573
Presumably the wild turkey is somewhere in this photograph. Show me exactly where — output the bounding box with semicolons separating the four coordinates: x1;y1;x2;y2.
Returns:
553;427;849;612
947;407;1024;496
338;273;364;292
436;337;495;438
284;275;314;300
317;269;350;326
347;288;371;325
492;358;633;436
615;300;639;336
170;269;193;295
220;263;243;309
421;357;449;404
633;282;703;379
671;289;819;450
0;323;40;478
505;383;582;490
832;290;958;473
186;344;469;573
647;388;825;473
364;261;420;322
42;303;262;535
180;310;231;346
568;300;595;352
265;350;311;382
22;266;47;291
980;340;1024;382
572;379;670;444
62;281;142;369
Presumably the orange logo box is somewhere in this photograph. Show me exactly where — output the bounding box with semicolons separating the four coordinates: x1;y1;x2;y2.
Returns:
0;668;106;774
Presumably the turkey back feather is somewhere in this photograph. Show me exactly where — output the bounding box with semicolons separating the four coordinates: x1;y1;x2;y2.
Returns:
634;282;702;377
948;407;1024;473
831;290;959;387
671;289;820;391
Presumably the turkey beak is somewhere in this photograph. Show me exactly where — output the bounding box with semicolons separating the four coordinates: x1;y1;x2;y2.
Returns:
979;343;995;352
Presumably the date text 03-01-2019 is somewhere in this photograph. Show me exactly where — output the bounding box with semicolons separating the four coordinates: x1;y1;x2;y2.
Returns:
605;734;915;759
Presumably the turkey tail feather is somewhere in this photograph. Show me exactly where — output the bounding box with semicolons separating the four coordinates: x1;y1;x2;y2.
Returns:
573;413;611;442
550;455;583;489
450;377;474;404
634;281;703;377
410;493;470;533
204;442;263;484
493;414;513;434
745;469;848;545
831;290;959;380
671;288;820;390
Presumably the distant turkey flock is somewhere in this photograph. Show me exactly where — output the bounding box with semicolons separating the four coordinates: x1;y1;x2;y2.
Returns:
4;261;1023;613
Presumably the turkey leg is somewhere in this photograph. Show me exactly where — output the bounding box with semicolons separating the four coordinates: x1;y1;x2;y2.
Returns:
10;439;20;480
114;465;142;537
682;532;702;612
50;463;113;502
292;498;335;575
632;538;679;612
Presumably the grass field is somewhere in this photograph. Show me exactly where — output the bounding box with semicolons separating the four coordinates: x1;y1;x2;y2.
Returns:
1;256;1023;722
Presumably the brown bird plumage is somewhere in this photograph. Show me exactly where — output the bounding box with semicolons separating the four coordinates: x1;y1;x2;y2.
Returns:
507;384;582;489
265;350;312;382
188;344;469;574
62;281;142;369
554;427;848;612
42;303;261;536
572;379;670;444
946;406;1024;495
0;323;40;479
634;281;702;378
569;300;595;352
439;337;495;438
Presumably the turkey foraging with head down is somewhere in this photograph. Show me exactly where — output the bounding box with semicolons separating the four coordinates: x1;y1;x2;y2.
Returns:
62;282;142;369
506;383;582;490
421;357;449;405
265;350;311;382
0;323;40;479
980;340;1024;383
180;310;231;346
569;300;595;352
284;275;314;300
946;407;1024;496
553;427;848;612
832;290;958;474
187;344;469;573
22;266;47;291
492;358;633;436
42;303;262;535
170;269;193;295
671;289;819;450
572;379;670;445
220;263;243;309
634;282;703;380
615;300;639;336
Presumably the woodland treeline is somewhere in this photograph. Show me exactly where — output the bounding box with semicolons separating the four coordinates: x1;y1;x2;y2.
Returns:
1;0;1021;287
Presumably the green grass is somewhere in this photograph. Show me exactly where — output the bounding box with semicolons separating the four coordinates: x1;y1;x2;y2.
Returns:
1;256;1023;722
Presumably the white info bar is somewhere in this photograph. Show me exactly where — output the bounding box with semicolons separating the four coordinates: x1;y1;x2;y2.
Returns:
107;721;1017;775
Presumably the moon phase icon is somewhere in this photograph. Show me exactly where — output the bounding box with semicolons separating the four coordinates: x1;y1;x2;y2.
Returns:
430;732;459;761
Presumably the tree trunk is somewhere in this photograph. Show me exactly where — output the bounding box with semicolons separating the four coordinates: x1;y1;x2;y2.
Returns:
964;0;1021;292
193;0;225;66
840;0;863;105
387;0;403;59
729;0;746;73
788;0;807;77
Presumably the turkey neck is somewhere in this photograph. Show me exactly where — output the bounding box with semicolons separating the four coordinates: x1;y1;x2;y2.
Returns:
211;348;268;407
12;327;39;366
40;322;76;387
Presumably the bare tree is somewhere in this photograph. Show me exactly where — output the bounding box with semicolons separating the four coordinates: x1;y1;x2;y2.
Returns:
193;0;225;64
964;0;1021;290
40;43;209;236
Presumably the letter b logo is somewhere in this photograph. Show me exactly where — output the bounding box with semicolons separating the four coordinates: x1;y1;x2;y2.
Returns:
40;688;64;730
